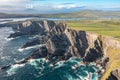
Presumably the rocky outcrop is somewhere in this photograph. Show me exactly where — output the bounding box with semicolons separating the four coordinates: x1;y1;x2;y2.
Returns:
6;21;104;65
7;20;56;38
18;21;104;64
1;20;120;80
6;20;120;63
21;35;49;49
107;68;120;80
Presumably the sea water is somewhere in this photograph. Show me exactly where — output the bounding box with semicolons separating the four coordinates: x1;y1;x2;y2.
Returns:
0;27;100;80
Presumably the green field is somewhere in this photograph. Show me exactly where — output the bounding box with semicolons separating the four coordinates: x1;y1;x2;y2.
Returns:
65;20;120;40
65;20;120;79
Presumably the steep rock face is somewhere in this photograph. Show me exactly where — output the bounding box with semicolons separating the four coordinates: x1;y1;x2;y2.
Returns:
1;20;120;80
7;20;56;38
107;68;120;80
16;20;104;64
3;20;105;64
7;20;114;64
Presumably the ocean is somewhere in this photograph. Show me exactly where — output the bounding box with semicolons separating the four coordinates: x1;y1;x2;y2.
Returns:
0;19;100;80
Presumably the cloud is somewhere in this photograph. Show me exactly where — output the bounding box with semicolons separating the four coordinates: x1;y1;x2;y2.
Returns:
0;0;30;12
53;4;82;9
0;0;85;13
31;0;47;1
61;2;75;5
0;0;28;3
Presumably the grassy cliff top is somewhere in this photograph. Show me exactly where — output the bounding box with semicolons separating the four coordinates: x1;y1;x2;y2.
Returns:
65;20;120;79
65;20;120;40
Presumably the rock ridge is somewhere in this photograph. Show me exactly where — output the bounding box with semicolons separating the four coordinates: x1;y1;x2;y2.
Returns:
1;20;120;80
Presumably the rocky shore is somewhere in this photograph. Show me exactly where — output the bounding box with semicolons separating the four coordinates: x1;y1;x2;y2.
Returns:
1;20;120;80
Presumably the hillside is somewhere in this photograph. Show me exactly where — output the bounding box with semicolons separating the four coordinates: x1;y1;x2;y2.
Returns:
0;10;120;19
65;20;120;40
0;13;38;18
47;10;120;19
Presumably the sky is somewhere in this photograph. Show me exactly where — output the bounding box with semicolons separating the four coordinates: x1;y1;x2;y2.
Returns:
0;0;120;14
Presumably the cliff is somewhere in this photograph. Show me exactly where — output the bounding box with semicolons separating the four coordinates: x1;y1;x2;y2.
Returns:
107;68;120;80
1;20;120;80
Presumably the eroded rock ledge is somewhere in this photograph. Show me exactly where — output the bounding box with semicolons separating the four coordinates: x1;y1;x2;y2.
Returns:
7;20;104;62
1;20;120;80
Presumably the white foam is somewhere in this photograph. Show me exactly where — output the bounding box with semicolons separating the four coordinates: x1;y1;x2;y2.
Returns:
54;61;65;69
28;58;45;65
96;64;102;69
14;58;24;62
11;64;25;68
5;37;14;41
28;58;46;70
101;69;105;73
18;48;24;52
71;65;77;70
85;73;92;80
1;56;11;60
28;35;41;39
29;59;36;63
7;64;25;76
49;64;54;67
18;44;45;52
5;36;21;41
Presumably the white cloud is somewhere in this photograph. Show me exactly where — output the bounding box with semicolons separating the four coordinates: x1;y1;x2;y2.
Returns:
53;4;81;9
0;0;28;3
0;0;30;12
0;1;84;13
0;0;27;5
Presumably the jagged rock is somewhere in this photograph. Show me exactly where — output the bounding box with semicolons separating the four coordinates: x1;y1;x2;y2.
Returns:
13;20;104;64
7;32;24;38
46;34;70;55
26;46;48;59
7;20;56;38
107;68;120;80
22;38;41;48
1;20;120;80
84;36;104;62
21;35;49;48
7;20;104;63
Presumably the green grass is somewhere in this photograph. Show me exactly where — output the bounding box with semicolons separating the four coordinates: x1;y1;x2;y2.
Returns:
101;47;120;80
65;20;120;40
65;20;120;79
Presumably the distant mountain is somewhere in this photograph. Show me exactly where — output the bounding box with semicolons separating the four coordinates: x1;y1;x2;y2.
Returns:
0;13;38;18
47;10;120;18
0;10;120;19
0;13;10;18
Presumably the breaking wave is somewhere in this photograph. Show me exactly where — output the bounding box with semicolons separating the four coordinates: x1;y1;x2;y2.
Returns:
5;57;101;80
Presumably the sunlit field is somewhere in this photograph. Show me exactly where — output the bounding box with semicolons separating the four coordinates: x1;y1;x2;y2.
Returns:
66;20;120;40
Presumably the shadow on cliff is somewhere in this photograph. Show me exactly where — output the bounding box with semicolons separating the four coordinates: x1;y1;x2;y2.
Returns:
0;20;104;71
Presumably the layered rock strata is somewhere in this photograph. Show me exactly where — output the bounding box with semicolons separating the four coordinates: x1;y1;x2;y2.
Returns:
1;20;120;80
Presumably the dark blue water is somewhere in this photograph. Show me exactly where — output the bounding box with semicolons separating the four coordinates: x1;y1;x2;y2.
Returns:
0;27;100;80
0;27;34;67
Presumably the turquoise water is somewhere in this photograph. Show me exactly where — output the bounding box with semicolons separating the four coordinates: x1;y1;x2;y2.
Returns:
0;27;100;80
5;57;100;80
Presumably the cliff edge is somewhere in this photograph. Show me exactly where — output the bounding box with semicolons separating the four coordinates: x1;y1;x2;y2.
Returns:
1;20;120;80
